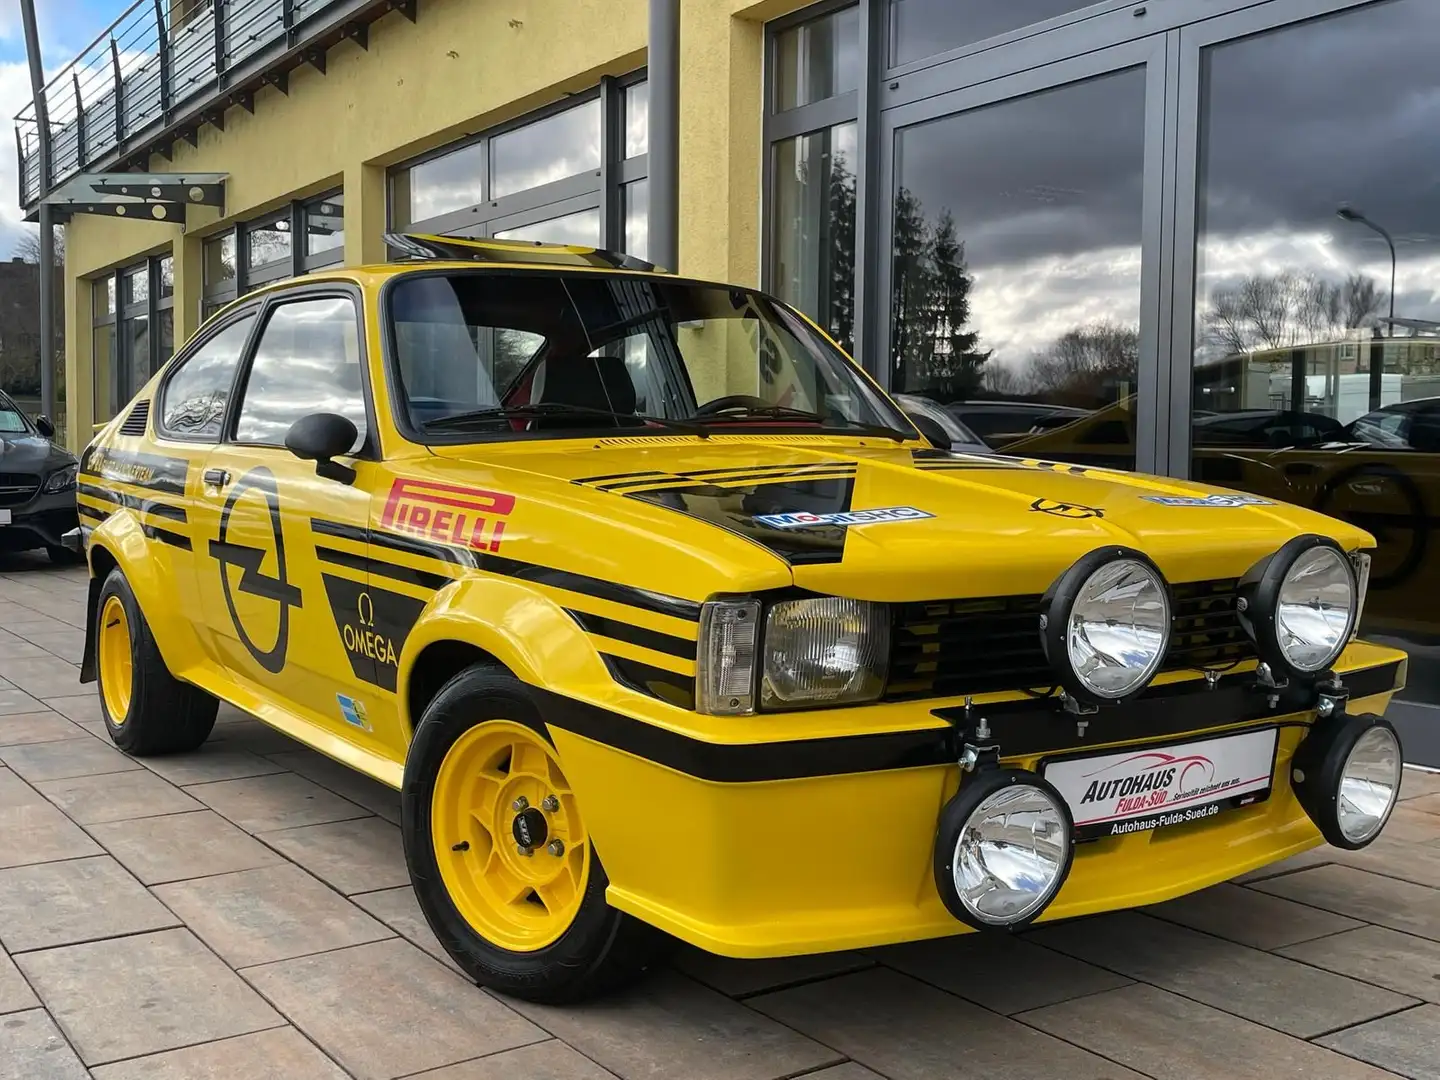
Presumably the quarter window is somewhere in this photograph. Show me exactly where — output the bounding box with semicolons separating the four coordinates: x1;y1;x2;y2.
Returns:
234;297;367;450
160;315;256;440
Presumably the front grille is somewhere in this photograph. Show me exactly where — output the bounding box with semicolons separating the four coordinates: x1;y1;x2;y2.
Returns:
886;578;1256;702
0;472;39;508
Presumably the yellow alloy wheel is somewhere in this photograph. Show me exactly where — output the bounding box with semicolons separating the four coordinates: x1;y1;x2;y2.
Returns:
431;720;591;952
98;595;133;725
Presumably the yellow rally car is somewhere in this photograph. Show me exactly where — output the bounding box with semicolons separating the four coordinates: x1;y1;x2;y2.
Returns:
70;235;1409;1002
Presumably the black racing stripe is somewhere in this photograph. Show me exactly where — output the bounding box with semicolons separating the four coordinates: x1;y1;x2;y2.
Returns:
566;609;697;661
77;505;109;522
598;655;697;709
142;523;191;551
537;659;1405;783
78;447;190;495
315;544;451;591
77;482;188;522
595;462;855;491
572;469;670;486
309;519;702;622
681;462;851;478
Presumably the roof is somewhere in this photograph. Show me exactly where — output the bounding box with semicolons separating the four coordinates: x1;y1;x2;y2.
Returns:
381;233;666;273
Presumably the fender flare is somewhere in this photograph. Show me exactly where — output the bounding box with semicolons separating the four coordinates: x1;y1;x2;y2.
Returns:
81;513;191;683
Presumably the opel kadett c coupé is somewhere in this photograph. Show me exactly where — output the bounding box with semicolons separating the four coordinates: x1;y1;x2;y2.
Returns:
70;235;1409;1002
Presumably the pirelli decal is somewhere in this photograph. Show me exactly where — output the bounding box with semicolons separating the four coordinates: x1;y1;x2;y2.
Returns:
319;572;426;692
380;478;513;553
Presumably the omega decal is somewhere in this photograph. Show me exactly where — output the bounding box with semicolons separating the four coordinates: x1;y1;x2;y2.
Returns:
321;573;426;692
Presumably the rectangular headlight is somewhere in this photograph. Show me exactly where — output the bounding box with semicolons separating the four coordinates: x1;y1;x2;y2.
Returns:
1350;551;1372;639
43;464;78;493
762;597;889;709
696;599;761;715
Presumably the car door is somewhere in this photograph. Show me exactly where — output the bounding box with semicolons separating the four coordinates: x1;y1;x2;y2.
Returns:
190;288;390;751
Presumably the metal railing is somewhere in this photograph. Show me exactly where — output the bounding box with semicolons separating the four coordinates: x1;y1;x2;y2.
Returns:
15;0;358;208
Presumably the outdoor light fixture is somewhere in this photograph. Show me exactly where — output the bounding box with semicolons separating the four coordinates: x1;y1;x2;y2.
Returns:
933;768;1075;929
1236;535;1358;679
1292;711;1402;849
1040;548;1172;703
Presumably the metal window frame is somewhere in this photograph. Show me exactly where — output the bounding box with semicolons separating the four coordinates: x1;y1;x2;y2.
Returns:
91;249;175;418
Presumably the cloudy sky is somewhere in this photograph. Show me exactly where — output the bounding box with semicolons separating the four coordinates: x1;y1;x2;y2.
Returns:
0;0;123;258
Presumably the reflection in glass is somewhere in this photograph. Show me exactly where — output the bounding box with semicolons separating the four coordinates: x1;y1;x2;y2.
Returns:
124;266;149;307
159;257;174;298
235;298;366;448
772;122;856;356
775;5;859;111
306;193;345;255
491;100;601;199
205;234;236;286
92;324;116;423
402;140;486;225
888;0;1089;67
494;208;601;248
120;313;150;408
625;82;648;158
890;69;1145;469
162;316;255;439
1187;0;1440;702
624;180;649;261
158;309;174;368
93;277;114;318
247;214;293;272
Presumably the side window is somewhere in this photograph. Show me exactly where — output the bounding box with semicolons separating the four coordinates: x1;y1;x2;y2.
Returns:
234;297;367;450
160;315;256;439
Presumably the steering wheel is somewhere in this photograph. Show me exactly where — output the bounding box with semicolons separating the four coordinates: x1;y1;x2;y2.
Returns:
694;394;773;417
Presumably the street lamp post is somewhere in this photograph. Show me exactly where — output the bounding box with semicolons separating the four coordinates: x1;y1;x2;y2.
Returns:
1337;205;1396;412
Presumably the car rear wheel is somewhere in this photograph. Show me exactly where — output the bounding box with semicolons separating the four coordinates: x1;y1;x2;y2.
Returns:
95;568;217;755
402;663;667;1003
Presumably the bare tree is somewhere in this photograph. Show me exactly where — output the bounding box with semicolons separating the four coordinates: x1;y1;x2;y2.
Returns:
1025;319;1139;405
14;226;65;266
1202;270;1385;355
982;363;1028;396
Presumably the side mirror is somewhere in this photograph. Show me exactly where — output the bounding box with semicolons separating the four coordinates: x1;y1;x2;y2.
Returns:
285;412;358;484
907;411;952;451
34;415;55;439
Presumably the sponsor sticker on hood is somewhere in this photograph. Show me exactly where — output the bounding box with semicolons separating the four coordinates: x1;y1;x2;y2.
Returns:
1043;727;1278;839
753;506;934;529
1141;493;1275;507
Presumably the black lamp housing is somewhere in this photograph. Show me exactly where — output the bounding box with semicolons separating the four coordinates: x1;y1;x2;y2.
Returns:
1291;710;1401;849
1039;546;1174;705
1236;534;1357;681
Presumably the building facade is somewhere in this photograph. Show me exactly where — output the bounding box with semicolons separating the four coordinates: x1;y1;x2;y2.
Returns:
19;0;1440;733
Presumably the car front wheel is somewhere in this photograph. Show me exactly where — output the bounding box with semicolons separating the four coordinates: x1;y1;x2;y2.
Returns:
401;663;666;1003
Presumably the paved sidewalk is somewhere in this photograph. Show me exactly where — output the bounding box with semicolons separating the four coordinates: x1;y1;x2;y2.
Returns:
1;554;1438;1080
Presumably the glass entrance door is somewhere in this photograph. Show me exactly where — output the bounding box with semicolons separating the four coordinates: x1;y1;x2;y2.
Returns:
879;37;1168;470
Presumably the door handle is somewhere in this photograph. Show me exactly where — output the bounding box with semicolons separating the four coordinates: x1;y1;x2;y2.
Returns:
203;468;230;488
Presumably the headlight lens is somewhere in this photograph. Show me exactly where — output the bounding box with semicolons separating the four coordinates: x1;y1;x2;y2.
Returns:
696;599;761;715
1276;546;1355;673
1336;725;1401;845
43;464;78;493
1065;558;1171;699
951;782;1071;926
762;597;889;708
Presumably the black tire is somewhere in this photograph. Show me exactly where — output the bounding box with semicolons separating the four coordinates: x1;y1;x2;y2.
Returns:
96;568;217;755
402;663;668;1003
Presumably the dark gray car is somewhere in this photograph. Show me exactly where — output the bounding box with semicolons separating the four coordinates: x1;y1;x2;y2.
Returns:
0;390;80;562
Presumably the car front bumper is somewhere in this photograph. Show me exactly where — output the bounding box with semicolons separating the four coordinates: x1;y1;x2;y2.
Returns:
0;491;80;552
542;640;1409;958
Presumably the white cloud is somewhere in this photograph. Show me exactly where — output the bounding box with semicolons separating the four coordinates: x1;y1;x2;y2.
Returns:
0;60;38;259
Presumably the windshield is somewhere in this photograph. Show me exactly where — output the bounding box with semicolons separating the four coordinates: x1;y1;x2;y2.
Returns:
387;272;912;439
0;396;28;434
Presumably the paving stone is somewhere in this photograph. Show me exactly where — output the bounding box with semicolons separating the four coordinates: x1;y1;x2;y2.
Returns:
0;712;86;747
408;1040;620;1079
0;949;39;1015
22;634;85;665
90;1026;351;1080
1382;805;1440;844
153;863;392;967
137;744;287;786
40;696;104;726
1341;838;1440;889
0;801;103;869
259;816;409;894
672;945;874;999
790;1069;885;1080
1252;865;1440;941
0;855;178;953
265;750;402;823
214;721;308;757
1407;792;1440;816
516;969;845;1080
871;933;1130;1015
1318;1004;1440;1080
0;1008;90;1080
35;769;202;824
0;687;46;715
1400;768;1440;802
0;738;140;783
243;938;545;1080
1278;926;1440;1003
1019;983;1398;1080
185;772;371;832
1145;881;1362;949
87;809;285;885
0;658;84;699
351;885;463;973
17;928;283;1065
750;966;1142;1080
1029;911;1415;1037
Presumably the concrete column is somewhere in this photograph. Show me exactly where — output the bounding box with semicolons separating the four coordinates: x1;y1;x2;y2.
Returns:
172;227;206;345
647;0;679;271
64;257;94;451
344;162;388;267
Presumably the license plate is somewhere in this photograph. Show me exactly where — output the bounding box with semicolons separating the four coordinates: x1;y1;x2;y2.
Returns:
0;509;9;525
1042;727;1278;840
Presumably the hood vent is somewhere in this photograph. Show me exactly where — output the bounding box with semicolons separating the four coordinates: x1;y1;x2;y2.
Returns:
119;400;150;437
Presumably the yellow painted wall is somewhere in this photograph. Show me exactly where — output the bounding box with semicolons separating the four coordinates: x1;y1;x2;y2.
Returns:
61;0;819;448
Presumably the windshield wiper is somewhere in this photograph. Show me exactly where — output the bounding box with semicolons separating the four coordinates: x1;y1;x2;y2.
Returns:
690;404;912;443
423;403;710;437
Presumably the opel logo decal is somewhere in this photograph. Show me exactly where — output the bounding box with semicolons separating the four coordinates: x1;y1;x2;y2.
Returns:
1030;497;1104;520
